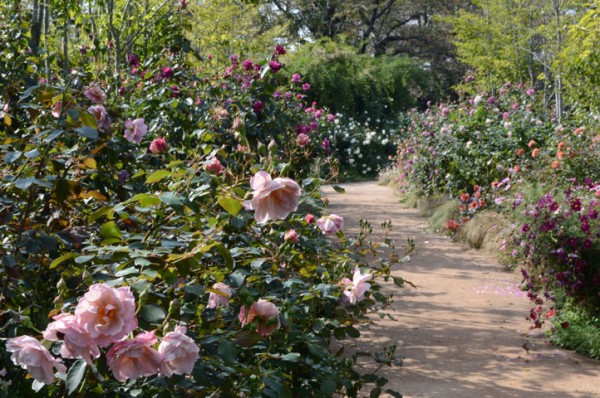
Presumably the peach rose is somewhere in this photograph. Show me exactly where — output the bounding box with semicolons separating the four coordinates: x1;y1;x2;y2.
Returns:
238;299;280;336
207;282;232;309
158;326;200;377
317;214;344;235
83;83;106;104
243;171;301;224
527;140;536;148
43;313;100;365
532;148;540;158
106;331;161;382
6;336;67;385
75;283;137;347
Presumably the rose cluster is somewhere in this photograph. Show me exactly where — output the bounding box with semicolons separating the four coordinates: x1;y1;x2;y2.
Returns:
6;283;199;386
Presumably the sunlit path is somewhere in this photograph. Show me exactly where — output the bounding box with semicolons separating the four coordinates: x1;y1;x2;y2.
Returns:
323;182;600;398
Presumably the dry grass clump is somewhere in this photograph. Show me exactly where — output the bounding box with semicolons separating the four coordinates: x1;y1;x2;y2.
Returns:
457;210;510;252
429;199;459;232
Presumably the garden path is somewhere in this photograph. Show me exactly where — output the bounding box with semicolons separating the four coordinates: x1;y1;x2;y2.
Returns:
322;181;600;398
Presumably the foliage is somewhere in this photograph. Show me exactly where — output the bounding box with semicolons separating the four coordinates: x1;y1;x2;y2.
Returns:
0;3;412;397
549;304;600;359
285;39;437;118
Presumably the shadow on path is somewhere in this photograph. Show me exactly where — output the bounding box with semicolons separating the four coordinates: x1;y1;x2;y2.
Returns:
322;182;600;398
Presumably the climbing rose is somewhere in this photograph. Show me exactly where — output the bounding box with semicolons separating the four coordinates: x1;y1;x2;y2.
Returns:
124;118;148;143
297;133;311;147
317;214;344;235
274;44;286;55
205;157;224;174
302;83;311;91
88;105;111;133
106;332;161;382
207;282;232;309
149;137;168;154
291;73;302;83
158;326;200;377
253;100;264;113
238;299;280;336
269;60;282;73
43;314;100;365
244;171;301;224
341;268;373;305
305;214;316;224
83;83;106;104
284;229;299;243
75;283;137;347
6;336;67;385
532;148;540;158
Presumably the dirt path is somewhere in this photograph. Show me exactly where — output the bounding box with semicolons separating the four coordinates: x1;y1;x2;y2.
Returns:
322;182;600;398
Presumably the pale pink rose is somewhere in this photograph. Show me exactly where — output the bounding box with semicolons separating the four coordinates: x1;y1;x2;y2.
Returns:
207;282;232;309
317;214;344;235
206;157;224;174
297;133;311;147
341;268;373;305
106;332;161;382
88;104;111;132
238;299;280;336
124;118;148;143
51;100;63;118
6;336;66;385
149;137;168;154
75;283;137;347
284;229;299;243
83;83;106;104
43;314;100;365
158;326;200;377
243;171;301;224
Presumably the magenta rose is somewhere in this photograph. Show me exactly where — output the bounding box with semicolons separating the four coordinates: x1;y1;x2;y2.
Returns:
206;157;224;174
88;104;111;133
243;171;301;224
43;313;100;365
74;283;137;347
106;331;161;382
158;326;200;377
149;137;168;154
6;336;67;385
83;83;106;104
207;282;232;309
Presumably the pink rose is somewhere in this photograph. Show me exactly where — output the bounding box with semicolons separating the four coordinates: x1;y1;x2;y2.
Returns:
51;100;63;118
206;157;224;174
75;283;138;347
207;282;232;309
243;171;301;224
305;214;316;224
284;229;299;243
158;326;199;377
317;214;344;235
83;83;106;104
297;133;311;147
341;268;373;305
124;118;148;143
6;336;66;385
43;314;100;365
149;137;168;154
106;332;161;382
291;73;302;83
88;105;111;132
238;299;280;336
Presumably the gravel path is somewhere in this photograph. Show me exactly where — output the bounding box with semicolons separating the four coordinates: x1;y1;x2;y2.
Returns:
322;182;600;398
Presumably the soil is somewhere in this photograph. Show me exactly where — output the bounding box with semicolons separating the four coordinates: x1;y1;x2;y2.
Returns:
322;182;600;398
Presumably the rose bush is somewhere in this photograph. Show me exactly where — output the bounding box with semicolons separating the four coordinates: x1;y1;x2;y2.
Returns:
0;2;411;397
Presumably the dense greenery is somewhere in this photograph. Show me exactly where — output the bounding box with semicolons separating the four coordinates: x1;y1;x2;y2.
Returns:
0;1;413;396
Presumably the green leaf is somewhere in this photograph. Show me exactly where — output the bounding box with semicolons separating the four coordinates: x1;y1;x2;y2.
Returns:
320;379;337;396
74;126;99;140
66;359;86;395
4;151;22;164
100;221;122;240
145;170;172;184
44;129;64;143
218;340;237;364
370;387;382;398
218;196;243;216
346;326;360;338
281;352;301;362
332;185;346;193
50;252;77;269
140;304;166;323
131;193;161;207
160;192;186;211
